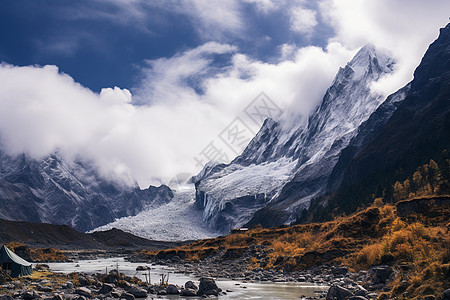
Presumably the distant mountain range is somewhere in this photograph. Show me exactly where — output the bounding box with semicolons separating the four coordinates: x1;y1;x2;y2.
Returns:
0;152;173;232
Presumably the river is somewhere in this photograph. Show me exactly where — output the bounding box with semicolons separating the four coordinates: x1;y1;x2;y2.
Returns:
47;257;329;299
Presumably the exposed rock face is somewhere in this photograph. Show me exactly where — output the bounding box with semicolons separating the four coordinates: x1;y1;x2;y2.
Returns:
313;23;450;218
195;45;397;232
0;152;173;231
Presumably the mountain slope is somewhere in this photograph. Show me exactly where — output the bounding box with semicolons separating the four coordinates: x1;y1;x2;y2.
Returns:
307;23;450;220
0;152;173;232
195;45;397;232
0;218;183;250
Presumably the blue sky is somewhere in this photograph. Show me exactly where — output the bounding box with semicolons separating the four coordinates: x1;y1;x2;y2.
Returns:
0;0;333;92
0;0;449;187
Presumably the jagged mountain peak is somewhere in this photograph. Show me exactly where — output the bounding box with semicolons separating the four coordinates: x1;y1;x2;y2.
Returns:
348;44;394;78
194;44;398;232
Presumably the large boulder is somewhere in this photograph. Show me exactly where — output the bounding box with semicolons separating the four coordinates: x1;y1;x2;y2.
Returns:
180;288;197;296
185;281;198;291
166;284;179;295
128;286;147;298
326;285;353;300
99;283;114;294
198;277;220;296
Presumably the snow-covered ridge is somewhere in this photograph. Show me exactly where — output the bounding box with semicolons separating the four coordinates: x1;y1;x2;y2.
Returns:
195;44;397;231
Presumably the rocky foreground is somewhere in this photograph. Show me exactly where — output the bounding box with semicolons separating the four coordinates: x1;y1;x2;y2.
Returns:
0;259;449;300
135;255;391;299
0;264;223;299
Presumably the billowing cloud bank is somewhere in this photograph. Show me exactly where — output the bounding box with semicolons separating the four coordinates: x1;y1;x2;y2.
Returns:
0;0;449;188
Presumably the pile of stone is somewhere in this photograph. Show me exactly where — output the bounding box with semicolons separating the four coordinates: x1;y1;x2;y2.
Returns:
0;268;223;299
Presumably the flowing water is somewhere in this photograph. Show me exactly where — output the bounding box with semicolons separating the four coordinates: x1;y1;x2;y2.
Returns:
47;257;329;299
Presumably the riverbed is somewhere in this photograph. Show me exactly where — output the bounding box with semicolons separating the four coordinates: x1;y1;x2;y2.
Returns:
47;257;329;299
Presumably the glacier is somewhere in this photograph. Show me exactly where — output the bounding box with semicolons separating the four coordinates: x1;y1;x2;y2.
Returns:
92;185;221;241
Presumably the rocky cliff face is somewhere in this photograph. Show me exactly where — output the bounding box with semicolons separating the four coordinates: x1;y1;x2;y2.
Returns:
311;23;450;218
0;151;173;232
195;45;398;232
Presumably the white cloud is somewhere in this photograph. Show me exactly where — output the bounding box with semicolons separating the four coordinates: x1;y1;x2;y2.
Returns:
320;0;450;98
134;42;237;105
73;0;245;40
244;0;278;13
183;0;244;39
0;41;354;188
289;6;318;35
1;0;448;190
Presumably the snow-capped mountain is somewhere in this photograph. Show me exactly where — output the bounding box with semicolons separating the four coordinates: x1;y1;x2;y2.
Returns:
306;23;450;220
195;45;399;232
0;151;173;232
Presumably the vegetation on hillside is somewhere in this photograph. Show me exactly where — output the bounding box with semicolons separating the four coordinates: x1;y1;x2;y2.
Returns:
388;157;450;202
5;242;66;262
144;197;449;299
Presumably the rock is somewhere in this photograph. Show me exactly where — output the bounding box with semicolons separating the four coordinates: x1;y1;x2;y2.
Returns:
371;266;393;284
0;284;15;289
37;285;53;293
166;284;179;295
332;267;349;276
63;281;74;289
185;281;198;291
326;285;353;300
120;292;135;300
348;297;368;300
111;291;121;298
366;292;379;299
76;296;87;300
180;288;197;296
75;287;92;298
117;280;131;289
354;286;368;297
22;290;40;300
444;289;450;300
198;277;220;296
0;295;13;300
128;286;147;298
423;296;436;300
51;294;64;300
99;283;115;294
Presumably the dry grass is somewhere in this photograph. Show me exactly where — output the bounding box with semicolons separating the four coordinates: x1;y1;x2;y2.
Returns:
5;242;66;262
144;199;449;298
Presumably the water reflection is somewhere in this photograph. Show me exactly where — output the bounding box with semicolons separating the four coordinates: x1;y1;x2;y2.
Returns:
47;257;328;299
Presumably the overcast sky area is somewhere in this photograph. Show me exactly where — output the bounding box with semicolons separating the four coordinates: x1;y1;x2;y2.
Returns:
0;0;449;188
